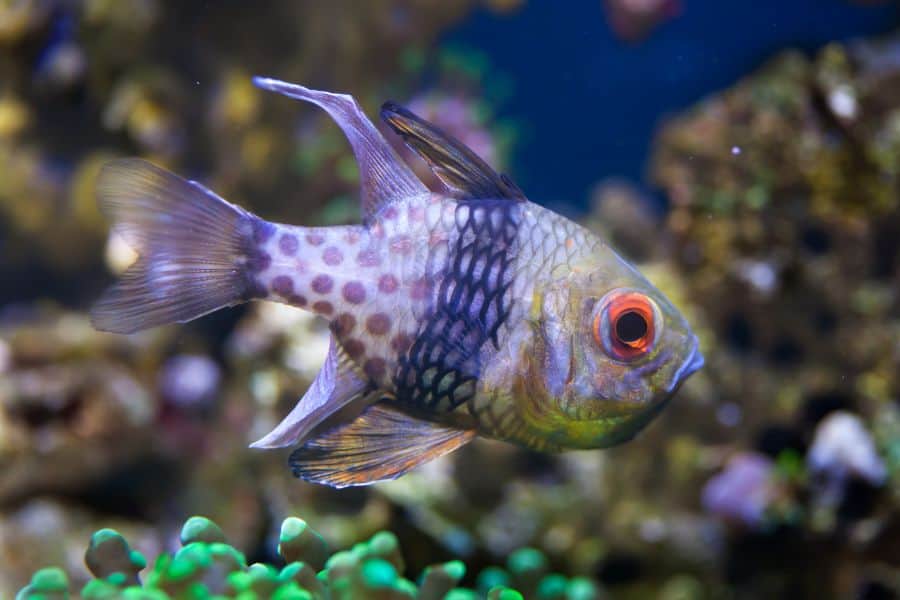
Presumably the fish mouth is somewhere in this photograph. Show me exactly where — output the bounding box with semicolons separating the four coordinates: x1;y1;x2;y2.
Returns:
666;337;704;393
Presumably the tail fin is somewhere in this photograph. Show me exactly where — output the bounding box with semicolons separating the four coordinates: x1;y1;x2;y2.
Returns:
92;158;260;334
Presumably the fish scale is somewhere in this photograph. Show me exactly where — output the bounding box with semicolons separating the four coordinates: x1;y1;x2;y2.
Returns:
396;199;519;414
91;77;703;488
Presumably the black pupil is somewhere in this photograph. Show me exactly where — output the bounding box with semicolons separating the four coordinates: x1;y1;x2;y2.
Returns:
615;311;648;343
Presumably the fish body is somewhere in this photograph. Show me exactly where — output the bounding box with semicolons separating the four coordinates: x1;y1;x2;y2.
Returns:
92;78;703;487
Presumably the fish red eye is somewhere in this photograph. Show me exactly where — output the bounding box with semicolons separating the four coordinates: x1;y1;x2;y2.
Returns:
593;291;657;361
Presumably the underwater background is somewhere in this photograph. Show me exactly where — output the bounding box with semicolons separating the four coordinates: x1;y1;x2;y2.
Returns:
2;0;900;598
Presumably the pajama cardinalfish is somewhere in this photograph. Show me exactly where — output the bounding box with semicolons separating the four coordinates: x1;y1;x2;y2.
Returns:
92;77;704;488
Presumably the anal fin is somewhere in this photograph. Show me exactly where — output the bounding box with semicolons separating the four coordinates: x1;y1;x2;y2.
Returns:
250;336;369;449
289;403;475;488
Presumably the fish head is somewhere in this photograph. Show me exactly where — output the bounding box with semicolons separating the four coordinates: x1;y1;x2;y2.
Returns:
525;251;703;449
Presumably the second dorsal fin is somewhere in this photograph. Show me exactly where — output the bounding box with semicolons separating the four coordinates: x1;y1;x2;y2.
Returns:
253;77;428;220
380;101;525;201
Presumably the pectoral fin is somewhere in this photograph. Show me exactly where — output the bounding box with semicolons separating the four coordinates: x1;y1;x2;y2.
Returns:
380;101;524;201
250;336;369;449
289;403;475;488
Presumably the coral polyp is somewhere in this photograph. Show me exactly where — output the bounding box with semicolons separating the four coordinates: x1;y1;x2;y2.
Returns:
16;515;603;600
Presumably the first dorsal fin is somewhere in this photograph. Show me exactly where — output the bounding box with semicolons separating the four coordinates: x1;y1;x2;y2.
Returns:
250;335;369;449
289;403;476;488
253;77;428;220
380;101;525;201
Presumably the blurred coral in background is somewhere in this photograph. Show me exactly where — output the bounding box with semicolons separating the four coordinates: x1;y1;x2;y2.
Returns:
603;0;680;42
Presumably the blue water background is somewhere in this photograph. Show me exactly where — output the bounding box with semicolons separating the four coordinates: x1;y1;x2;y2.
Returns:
445;0;899;211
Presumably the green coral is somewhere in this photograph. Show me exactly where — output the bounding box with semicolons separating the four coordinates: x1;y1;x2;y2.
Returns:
85;528;147;584
17;516;606;600
16;567;69;600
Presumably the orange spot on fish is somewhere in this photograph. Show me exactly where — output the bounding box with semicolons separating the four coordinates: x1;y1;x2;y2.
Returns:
389;235;412;254
410;278;430;300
